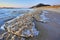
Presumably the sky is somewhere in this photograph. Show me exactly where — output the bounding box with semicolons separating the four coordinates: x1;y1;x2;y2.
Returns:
0;0;60;8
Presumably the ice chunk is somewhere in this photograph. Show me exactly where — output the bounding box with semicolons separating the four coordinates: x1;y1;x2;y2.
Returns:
0;24;5;30
40;11;50;23
21;37;25;40
22;22;39;37
31;25;39;36
22;29;31;36
43;10;49;13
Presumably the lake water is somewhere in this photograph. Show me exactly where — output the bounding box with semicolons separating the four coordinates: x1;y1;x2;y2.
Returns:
0;9;39;38
0;8;34;27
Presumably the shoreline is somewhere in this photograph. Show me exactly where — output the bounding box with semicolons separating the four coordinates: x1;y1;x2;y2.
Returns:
0;8;60;40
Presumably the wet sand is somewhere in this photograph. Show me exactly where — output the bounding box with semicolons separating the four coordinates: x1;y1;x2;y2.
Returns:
35;10;60;40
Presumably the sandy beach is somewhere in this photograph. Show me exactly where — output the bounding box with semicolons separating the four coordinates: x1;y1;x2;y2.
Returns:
34;10;60;40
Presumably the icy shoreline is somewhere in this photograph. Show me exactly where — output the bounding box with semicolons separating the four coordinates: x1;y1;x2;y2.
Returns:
0;9;41;40
0;9;34;27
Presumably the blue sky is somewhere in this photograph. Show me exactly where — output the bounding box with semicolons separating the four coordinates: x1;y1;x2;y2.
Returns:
0;0;60;8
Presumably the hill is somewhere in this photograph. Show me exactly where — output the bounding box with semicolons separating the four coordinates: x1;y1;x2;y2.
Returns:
30;3;51;8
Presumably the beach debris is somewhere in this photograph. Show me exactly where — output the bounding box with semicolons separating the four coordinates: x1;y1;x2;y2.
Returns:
0;9;41;40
